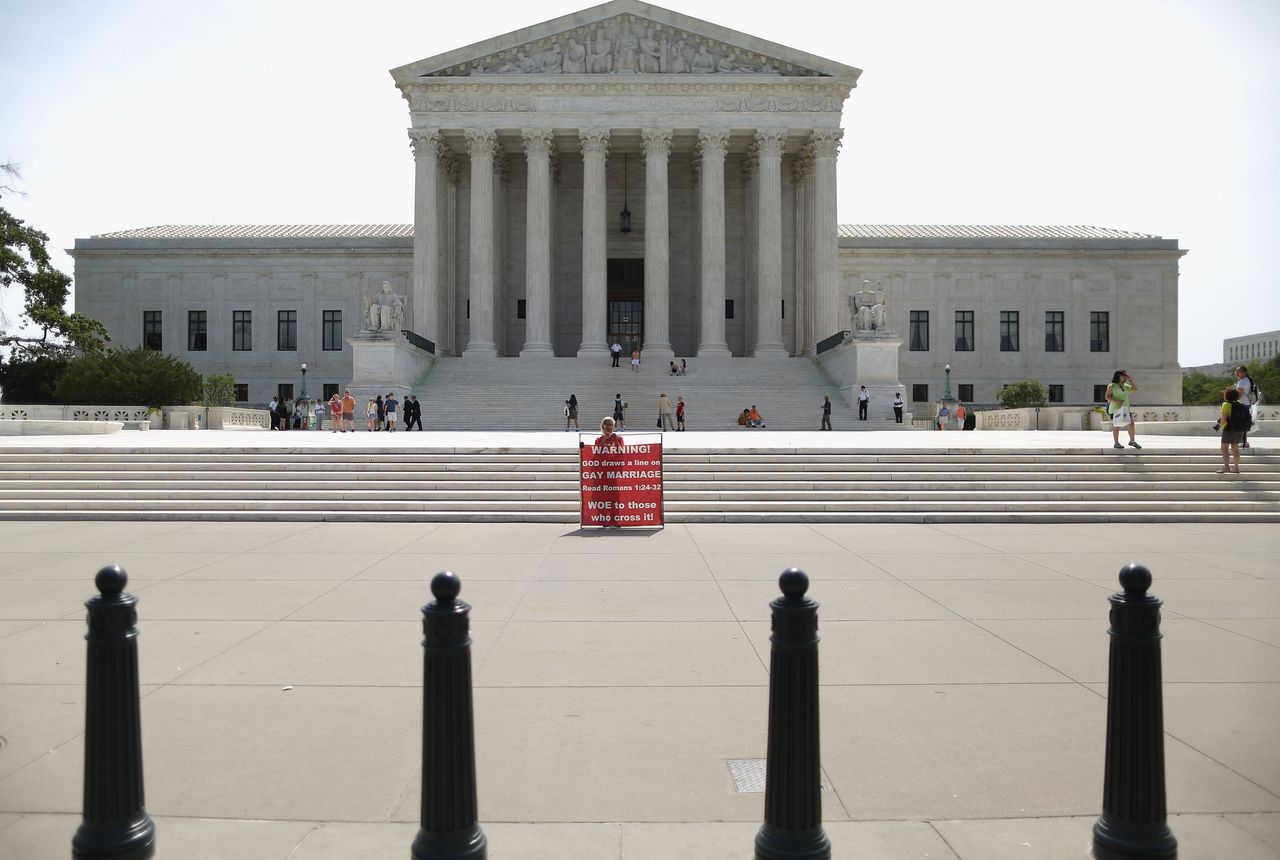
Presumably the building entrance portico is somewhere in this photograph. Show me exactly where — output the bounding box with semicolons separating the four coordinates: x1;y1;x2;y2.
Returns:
607;258;644;350
395;0;860;361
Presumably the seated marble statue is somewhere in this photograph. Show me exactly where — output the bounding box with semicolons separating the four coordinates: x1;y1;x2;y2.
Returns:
366;281;406;332
639;28;662;73
539;43;563;73
690;44;715;74
852;289;888;331
667;39;690;73
588;28;613;73
563;38;587;74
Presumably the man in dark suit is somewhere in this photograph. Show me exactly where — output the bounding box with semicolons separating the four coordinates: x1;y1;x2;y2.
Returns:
406;395;423;431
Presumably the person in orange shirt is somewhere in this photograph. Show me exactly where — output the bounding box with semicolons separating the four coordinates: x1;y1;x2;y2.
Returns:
328;394;342;433
748;405;765;428
341;390;357;433
954;402;968;430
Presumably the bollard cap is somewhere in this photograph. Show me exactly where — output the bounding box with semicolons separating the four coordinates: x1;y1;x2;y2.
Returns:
1118;563;1152;596
431;571;461;604
95;565;128;595
778;568;809;599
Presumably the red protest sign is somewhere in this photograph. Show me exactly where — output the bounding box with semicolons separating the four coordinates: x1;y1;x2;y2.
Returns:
579;434;664;528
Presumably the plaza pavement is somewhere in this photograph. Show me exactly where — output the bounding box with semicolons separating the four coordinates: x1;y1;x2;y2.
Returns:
0;430;1277;858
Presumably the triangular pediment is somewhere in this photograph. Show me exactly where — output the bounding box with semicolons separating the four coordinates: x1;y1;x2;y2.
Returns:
391;0;860;81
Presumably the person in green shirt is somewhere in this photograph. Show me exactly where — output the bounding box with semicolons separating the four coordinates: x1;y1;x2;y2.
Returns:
1106;369;1142;450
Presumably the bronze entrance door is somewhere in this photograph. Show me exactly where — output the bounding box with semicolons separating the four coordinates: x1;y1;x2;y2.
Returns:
607;258;644;352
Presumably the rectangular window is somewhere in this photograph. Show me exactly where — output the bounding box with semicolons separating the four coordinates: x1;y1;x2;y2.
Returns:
277;310;297;351
323;383;339;402
1093;384;1108;403
1090;311;1110;352
1045;311;1064;352
999;311;1019;352
912;384;929;402
1048;384;1064;403
233;310;252;351
234;384;249;403
322;310;342;351
958;384;974;402
143;311;162;351
187;311;207;351
517;299;527;320
725;299;735;320
954;311;974;351
277;383;294;402
909;310;929;351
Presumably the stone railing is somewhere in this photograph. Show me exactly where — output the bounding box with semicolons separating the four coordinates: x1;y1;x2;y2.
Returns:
972;403;1280;432
0;404;269;430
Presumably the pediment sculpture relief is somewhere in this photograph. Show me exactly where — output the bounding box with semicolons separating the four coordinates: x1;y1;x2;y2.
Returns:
430;14;822;77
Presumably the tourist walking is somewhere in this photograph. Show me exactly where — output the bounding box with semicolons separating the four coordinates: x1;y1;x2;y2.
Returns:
385;392;399;431
406;395;423;431
937;402;950;430
341;389;357;432
566;394;579;431
857;385;869;420
676;396;685;431
821;395;832;430
658;393;674;430
612;393;626;431
1235;366;1258;449
268;396;279;430
314;398;325;431
366;399;377;432
892;392;904;424
611;341;623;368
955;402;967;430
1106;369;1141;449
1214;387;1251;474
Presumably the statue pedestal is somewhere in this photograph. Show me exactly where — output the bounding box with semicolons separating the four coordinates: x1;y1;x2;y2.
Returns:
815;331;906;426
347;332;436;411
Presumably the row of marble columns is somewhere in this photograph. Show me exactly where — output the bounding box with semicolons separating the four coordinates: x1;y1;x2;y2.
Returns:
410;126;843;358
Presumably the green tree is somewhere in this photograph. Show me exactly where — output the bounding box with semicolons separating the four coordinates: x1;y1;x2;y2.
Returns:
1;163;109;357
202;373;237;407
1182;371;1231;406
54;347;202;408
997;380;1048;409
0;352;71;403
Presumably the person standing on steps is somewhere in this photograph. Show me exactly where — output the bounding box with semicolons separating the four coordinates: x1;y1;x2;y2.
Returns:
892;392;904;424
408;395;423;431
676;396;685;431
857;385;870;420
936;401;950;431
612;393;625;431
658;393;674;430
341;389;357;433
1214;387;1249;474
630;345;641;372
384;392;399;432
821;395;833;431
610;340;623;368
954;402;967;431
566;394;579;431
1234;366;1257;450
1106;369;1142;450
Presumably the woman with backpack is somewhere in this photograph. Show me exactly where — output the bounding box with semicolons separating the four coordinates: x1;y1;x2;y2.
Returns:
1214;387;1252;474
1106;370;1142;450
1234;366;1258;449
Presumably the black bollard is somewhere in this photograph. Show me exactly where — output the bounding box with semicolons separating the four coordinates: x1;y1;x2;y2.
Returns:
411;571;487;860
72;566;156;860
755;569;830;860
1092;563;1177;860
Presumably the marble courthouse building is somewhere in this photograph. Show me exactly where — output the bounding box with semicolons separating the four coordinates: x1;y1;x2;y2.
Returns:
72;0;1185;406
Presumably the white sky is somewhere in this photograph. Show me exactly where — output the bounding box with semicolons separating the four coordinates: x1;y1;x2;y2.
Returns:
2;0;1277;367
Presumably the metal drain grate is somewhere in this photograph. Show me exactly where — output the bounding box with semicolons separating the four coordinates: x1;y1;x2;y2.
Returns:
727;759;831;794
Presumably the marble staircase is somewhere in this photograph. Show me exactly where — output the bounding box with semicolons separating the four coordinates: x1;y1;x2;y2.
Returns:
410;356;880;431
1;447;1277;522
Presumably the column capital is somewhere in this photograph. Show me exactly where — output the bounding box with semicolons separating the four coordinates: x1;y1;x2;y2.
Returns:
741;142;759;179
696;128;730;158
755;129;788;159
520;128;555;158
641;128;673;158
409;129;443;160
578;127;611;156
791;150;813;183
810;128;844;158
463;128;498;157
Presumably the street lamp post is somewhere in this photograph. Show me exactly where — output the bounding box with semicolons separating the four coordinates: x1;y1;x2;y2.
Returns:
943;363;953;402
300;363;309;402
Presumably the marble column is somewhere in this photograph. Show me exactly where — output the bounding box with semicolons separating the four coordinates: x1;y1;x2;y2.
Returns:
697;128;731;358
641;128;673;359
409;129;442;344
811;128;843;344
578;128;610;357
792;153;812;355
754;129;788;358
464;129;497;357
520;129;555;357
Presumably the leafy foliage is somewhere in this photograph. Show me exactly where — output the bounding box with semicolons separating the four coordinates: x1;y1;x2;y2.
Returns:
54;347;202;408
1182;371;1232;405
202;373;237;407
996;380;1048;409
1;162;109;358
0;352;71;403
